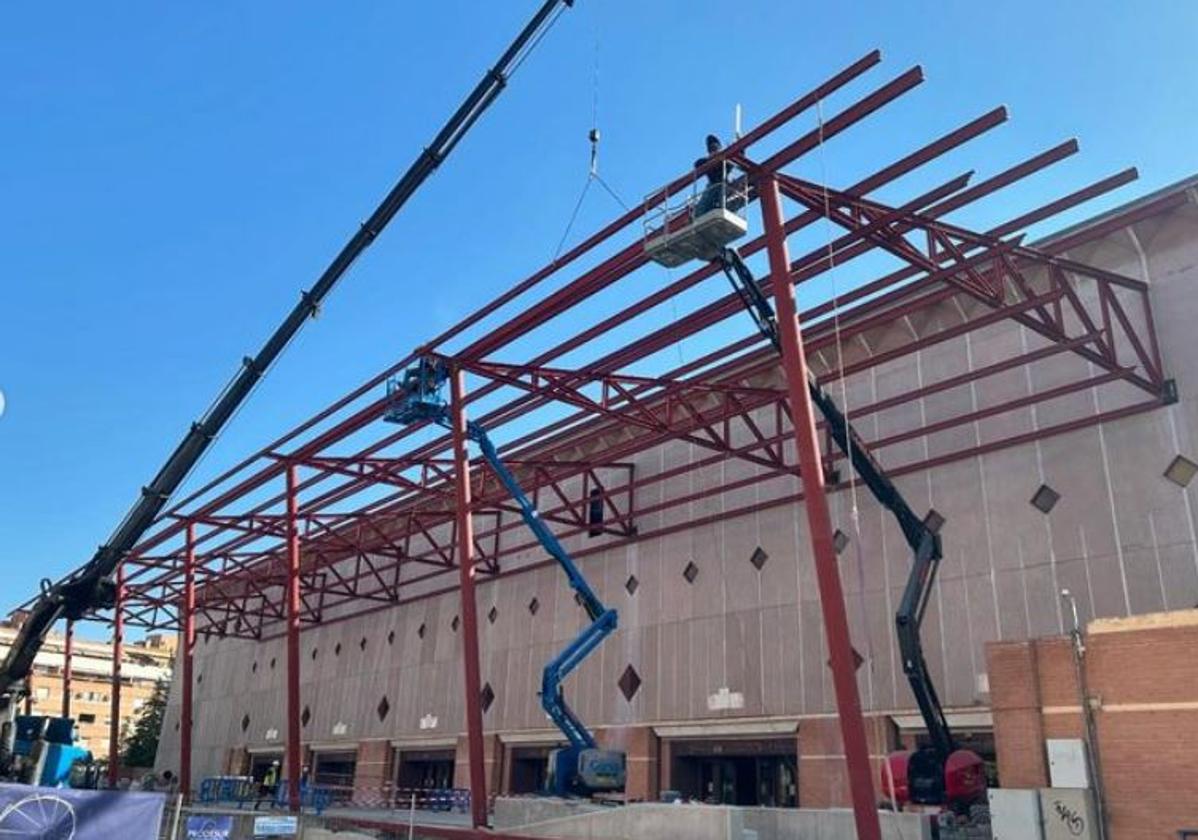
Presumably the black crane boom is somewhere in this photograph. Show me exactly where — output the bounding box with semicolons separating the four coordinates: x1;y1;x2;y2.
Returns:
0;0;575;709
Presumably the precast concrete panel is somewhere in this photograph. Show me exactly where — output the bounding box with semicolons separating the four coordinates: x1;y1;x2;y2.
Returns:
799;598;828;713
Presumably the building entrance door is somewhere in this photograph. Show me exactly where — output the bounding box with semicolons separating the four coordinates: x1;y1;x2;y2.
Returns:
312;749;357;794
248;752;284;783
507;746;556;794
395;749;455;790
667;737;797;806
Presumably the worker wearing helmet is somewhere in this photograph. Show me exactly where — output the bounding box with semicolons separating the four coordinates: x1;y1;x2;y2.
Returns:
693;134;734;216
261;760;280;799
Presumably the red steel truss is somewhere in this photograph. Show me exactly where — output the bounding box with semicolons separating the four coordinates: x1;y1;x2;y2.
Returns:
39;50;1172;822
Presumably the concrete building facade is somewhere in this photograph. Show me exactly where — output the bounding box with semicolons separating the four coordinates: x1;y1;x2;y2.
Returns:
154;179;1198;814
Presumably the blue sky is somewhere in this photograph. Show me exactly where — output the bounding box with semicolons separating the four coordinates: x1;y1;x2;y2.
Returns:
2;1;1195;634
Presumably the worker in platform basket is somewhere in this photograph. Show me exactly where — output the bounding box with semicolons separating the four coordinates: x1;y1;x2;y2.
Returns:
693;133;736;216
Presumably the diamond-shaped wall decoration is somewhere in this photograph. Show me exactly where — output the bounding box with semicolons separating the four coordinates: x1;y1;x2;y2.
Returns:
749;547;769;571
334;643;342;656
618;664;642;702
480;683;495;713
359;637;367;652
1165;454;1198;488
301;706;311;728
488;606;499;624
387;630;395;646
528;597;540;616
311;648;318;661
451;615;460;633
924;509;946;533
832;530;850;555
683;561;699;584
197;673;203;684
826;646;866;672
251;661;258;674
625;574;639;595
241;714;250;733
417;623;427;639
376;696;391;722
269;658;276;670
1030;484;1060;514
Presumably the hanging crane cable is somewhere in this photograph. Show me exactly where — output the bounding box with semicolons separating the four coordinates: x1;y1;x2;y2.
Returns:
553;16;629;259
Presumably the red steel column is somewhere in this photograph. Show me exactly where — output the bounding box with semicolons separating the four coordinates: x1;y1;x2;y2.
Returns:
107;563;125;787
450;367;488;829
285;465;303;813
61;619;74;719
759;173;882;840
181;525;197;801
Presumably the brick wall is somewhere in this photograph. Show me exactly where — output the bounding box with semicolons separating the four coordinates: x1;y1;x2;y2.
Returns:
598;725;658;801
454;733;502;797
987;611;1198;840
225;746;249;776
796;715;895;809
988;641;1050;787
352;739;392;804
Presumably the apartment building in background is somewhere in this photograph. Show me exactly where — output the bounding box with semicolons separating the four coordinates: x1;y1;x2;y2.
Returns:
0;622;175;764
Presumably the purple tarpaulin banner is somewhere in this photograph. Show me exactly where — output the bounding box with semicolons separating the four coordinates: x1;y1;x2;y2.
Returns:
0;783;166;839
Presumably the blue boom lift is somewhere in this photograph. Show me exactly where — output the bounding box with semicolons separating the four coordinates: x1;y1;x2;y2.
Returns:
384;357;626;798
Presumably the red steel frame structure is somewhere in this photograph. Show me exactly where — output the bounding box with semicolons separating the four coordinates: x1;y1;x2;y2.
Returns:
38;51;1172;834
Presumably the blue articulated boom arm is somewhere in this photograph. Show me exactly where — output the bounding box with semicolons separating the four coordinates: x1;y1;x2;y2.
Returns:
385;357;617;754
466;425;617;752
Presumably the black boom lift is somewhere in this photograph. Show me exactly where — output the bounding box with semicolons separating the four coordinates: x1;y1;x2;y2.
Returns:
0;0;576;760
719;244;987;810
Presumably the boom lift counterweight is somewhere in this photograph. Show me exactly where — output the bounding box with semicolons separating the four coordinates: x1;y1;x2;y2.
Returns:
384;357;626;798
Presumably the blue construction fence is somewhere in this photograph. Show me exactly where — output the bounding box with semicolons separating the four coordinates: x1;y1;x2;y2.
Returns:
196;777;470;815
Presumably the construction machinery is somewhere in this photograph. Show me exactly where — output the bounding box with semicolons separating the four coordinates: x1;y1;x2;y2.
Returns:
7;716;94;788
384;357;626;798
645;182;987;812
0;0;575;771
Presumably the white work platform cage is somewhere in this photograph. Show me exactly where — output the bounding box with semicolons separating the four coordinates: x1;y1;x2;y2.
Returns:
643;160;750;268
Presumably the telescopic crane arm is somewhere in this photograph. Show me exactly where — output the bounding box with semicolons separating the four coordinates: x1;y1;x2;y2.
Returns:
719;247;956;763
0;0;576;709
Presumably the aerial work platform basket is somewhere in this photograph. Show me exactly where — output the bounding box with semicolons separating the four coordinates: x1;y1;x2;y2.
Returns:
643;161;749;267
